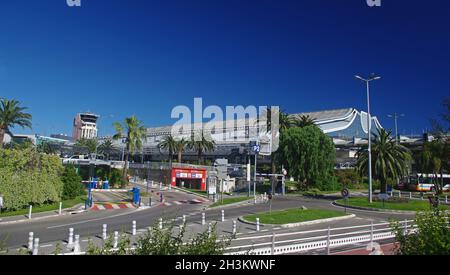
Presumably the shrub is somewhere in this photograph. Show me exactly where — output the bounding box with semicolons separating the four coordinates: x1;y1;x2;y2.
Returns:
61;165;84;200
0;148;63;210
391;210;450;255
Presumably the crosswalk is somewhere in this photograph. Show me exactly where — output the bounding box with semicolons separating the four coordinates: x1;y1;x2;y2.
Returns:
159;198;208;207
91;203;136;211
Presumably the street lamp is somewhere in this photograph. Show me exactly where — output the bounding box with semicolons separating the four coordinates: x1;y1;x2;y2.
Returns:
387;113;405;144
355;73;381;203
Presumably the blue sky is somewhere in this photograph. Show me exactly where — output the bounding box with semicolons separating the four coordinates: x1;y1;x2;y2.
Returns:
0;0;449;136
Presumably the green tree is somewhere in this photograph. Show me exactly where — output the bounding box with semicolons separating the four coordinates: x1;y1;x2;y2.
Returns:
74;138;98;155
292;115;316;128
158;135;177;167
61;165;84;200
113;116;147;185
417;139;449;194
391;210;450;255
280;126;336;190
0;98;32;148
188;131;215;165
98;138;118;160
356;128;411;194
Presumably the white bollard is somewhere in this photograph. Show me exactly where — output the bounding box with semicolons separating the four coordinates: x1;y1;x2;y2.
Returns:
221;210;225;222
208;223;212;237
370;221;374;249
58;202;62;215
409;192;412;199
390;191;393;197
398;190;401;198
102;224;107;240
28;205;32;219
132;220;137;236
73;235;80;253
183;215;186;224
232;220;237;235
179;223;184;232
446;196;448;204
32;238;39;255
28;232;34;251
67;228;74;248
159;218;163;229
113;231;119;248
202;212;205;226
256;218;260;231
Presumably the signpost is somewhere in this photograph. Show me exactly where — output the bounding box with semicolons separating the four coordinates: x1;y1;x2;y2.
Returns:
341;188;349;213
378;193;389;209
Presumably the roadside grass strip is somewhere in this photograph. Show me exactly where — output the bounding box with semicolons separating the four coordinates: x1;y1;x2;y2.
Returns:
337;197;450;212
209;197;252;208
0;196;86;218
242;208;348;225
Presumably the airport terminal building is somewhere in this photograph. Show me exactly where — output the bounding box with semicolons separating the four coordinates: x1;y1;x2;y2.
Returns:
109;108;384;167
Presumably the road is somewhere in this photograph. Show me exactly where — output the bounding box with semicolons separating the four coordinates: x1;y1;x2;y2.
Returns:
0;191;415;254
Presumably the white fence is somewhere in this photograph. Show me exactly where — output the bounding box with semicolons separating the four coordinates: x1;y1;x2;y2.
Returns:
225;220;415;255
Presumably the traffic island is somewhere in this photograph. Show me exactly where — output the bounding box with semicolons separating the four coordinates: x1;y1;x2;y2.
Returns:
208;197;253;209
239;208;354;228
334;197;450;213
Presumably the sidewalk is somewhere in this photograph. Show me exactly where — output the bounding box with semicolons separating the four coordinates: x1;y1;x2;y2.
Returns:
0;204;85;225
333;243;397;255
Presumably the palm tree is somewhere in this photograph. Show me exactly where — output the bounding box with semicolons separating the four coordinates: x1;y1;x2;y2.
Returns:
98;138;118;160
158;135;177;167
293;115;316;128
75;138;98;155
0;98;32;148
356;128;411;195
175;138;188;163
113;116;147;184
188;131;215;165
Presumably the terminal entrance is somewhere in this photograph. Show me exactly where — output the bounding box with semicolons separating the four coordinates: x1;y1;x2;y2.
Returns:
176;178;202;190
171;167;206;191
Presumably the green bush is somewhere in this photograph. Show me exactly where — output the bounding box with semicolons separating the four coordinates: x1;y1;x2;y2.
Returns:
0;148;63;210
391;210;450;255
61;165;84;200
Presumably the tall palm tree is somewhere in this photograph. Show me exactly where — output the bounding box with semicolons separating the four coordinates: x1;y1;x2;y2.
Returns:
113;116;147;184
293;115;316;128
356;128;411;195
158;134;177;167
175;138;188;163
188;131;215;165
0;98;32;148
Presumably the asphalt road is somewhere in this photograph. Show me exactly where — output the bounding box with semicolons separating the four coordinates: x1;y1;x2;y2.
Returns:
0;191;416;254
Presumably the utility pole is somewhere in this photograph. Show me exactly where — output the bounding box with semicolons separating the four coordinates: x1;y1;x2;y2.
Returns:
355;74;381;203
388;113;405;144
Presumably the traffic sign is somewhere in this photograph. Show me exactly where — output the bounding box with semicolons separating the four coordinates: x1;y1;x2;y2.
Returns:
378;193;389;200
341;188;349;198
252;145;260;153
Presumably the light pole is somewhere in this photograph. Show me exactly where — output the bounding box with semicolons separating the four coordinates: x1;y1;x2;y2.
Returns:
355;73;381;203
387;113;405;144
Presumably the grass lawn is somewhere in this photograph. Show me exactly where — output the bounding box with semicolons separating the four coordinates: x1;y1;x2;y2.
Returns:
0;196;86;218
243;208;347;225
337;197;450;211
209;197;251;208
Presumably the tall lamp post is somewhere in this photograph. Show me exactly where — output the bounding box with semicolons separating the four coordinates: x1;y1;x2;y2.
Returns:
355;74;381;203
387;113;405;144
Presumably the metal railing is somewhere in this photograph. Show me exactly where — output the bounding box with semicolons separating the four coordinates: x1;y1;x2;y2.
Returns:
224;220;415;255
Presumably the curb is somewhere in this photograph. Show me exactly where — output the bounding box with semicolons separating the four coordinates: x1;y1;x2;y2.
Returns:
0;206;86;225
332;201;417;214
237;213;355;228
207;198;254;210
171;186;210;200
